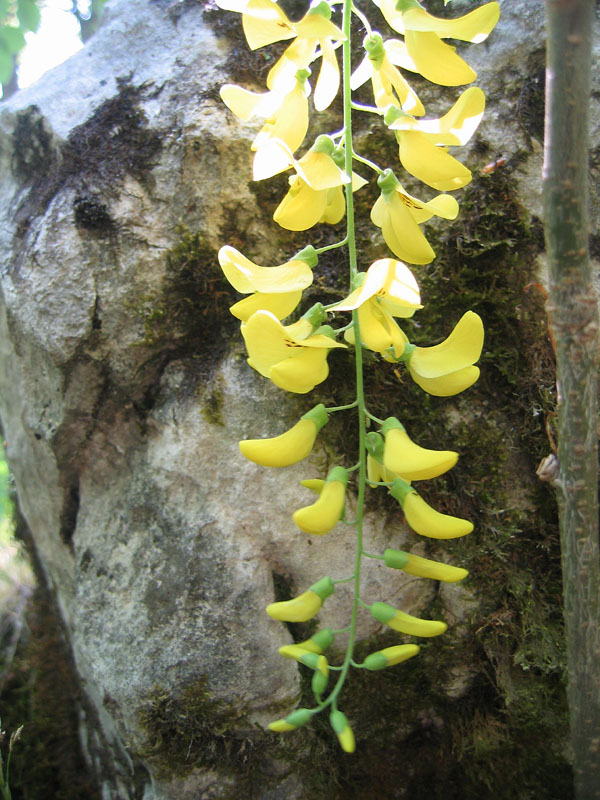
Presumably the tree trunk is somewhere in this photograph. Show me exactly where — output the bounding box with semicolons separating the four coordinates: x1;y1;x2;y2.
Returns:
544;1;600;795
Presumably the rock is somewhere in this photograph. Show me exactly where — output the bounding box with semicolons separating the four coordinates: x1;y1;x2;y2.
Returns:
0;0;597;797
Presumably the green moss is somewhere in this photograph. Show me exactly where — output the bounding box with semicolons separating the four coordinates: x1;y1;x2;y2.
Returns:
130;225;238;375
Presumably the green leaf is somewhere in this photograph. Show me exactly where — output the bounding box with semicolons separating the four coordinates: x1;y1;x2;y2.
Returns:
0;44;13;84
0;24;25;53
16;0;40;33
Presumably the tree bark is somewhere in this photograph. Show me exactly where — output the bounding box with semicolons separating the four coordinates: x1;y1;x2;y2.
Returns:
543;1;600;796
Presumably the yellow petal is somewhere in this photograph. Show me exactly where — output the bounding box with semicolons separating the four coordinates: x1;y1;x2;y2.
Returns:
260;83;309;153
220;84;282;121
398;131;472;191
409;192;459;225
402;3;500;43
293;480;346;535
415;87;485;146
334;258;420;317
350;55;373;90
241;311;291;376
380;57;425;115
267;38;314;90
296;150;348;191
270;347;331;393
403;490;474;539
274;179;327;231
371;192;435;265
253;138;294;180
409;311;484;378
241;0;295;50
314;37;341;111
383;426;458;480
410;365;480;397
229;291;303;321
293;14;345;41
218;246;313;293
404;30;476;86
320;186;346;224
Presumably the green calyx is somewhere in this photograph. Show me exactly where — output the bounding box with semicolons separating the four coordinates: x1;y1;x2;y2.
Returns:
364;32;385;68
384;104;411;127
369;601;397;624
351;271;366;290
302;302;328;329
394;342;416;363
299;651;323;670
326;466;349;486
286;708;314;728
308;0;331;18
302;403;329;432
296;67;312;84
365;431;385;462
380;416;405;437
294;244;318;268
310;576;335;600
310;628;335;651
312;669;328;696
377;168;400;196
329;710;349;733
389;477;415;505
383;548;409;570
314;324;338;340
363;652;389;671
395;0;422;12
331;144;346;169
311;134;336;156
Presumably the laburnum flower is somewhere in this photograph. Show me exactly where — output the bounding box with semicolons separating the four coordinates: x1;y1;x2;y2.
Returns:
214;0;296;51
332;258;421;356
280;628;334;657
365;431;397;485
363;644;420;670
241;305;346;394
389;477;473;539
384;87;486;191
370;600;447;637
371;169;458;264
293;466;348;535
266;0;346;112
268;136;367;230
351;32;424;115
239;403;329;467
266;576;334;622
268;708;313;733
330;711;355;754
372;0;500;86
220;69;310;154
383;548;469;583
218;244;316;321
380;417;458;480
392;310;484;396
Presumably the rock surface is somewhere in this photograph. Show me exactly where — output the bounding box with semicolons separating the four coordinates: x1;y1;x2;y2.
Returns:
0;0;598;797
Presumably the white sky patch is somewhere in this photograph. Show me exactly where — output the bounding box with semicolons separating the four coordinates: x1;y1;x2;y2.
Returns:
18;0;84;89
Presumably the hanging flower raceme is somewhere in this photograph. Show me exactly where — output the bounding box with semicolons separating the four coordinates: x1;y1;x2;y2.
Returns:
266;576;335;622
218;244;316;321
372;0;500;86
268;136;367;230
371;169;458;264
391;310;484;396
239;403;329;467
351;32;424;115
383;87;485;191
293;466;348;535
241;304;346;394
220;68;310;155
389;477;473;539
383;548;468;583
266;0;346;112
370;600;447;637
332;258;421;356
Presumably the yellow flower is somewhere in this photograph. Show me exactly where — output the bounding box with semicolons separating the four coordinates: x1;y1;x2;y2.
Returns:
293;466;348;535
215;0;295;51
402;310;484;396
220;70;309;154
332;258;421;356
351;32;424;115
371;169;458;264
269;136;366;230
266;576;334;622
383;548;469;583
363;644;420;670
372;0;500;86
329;710;355;754
266;1;346;111
218;244;316;321
239;403;329;467
385;87;485;191
241;307;346;394
389;477;473;539
370;600;447;637
381;417;457;480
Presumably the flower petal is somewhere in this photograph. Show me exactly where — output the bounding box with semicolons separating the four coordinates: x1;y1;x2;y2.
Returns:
274;178;327;230
410;365;480;396
402;3;500;43
314;36;341;111
398;130;472;191
409;311;484;378
404;30;476;86
241;0;295;50
218;245;313;293
229;291;303;321
270;347;331;393
371;192;435;264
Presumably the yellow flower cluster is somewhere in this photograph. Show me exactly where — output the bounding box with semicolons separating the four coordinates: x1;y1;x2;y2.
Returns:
214;0;499;755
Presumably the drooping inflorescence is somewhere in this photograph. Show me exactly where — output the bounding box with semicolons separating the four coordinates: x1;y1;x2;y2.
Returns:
216;0;499;752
